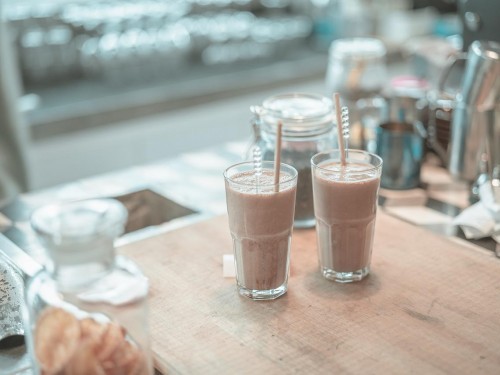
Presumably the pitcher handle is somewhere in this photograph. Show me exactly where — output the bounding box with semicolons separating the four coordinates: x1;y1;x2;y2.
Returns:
438;52;467;97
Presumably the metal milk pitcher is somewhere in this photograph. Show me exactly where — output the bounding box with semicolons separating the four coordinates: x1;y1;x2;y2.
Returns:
448;40;500;182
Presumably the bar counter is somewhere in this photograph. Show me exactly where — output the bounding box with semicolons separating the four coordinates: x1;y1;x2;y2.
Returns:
119;211;500;374
0;141;499;374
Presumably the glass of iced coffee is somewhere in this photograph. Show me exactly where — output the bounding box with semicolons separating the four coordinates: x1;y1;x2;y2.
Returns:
224;161;298;300
311;150;382;283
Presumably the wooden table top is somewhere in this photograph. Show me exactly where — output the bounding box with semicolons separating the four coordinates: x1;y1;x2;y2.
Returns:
119;210;500;374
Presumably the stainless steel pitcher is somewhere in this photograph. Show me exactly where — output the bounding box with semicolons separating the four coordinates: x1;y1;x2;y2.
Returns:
448;40;500;182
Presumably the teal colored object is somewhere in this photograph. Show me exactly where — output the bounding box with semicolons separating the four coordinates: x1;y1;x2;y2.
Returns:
376;122;423;190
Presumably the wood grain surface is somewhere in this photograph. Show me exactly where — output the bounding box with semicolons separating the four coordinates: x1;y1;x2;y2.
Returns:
119;211;500;374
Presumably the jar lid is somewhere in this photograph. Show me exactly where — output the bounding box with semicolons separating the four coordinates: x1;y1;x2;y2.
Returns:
256;93;335;136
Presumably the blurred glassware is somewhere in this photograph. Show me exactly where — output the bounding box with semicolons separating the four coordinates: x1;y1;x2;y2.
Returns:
326;37;387;148
188;0;261;13
307;0;378;51
356;96;387;154
200;14;312;65
249;93;337;228
326;38;387;101
356;75;453;165
5;1;312;88
25;199;154;374
402;36;463;166
376;121;424;190
378;7;439;46
384;76;429;126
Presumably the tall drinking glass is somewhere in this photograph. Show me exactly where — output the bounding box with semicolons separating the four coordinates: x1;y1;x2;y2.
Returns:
311;150;382;283
224;161;297;300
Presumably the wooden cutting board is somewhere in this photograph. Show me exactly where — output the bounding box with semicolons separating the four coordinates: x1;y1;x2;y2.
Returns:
118;211;500;374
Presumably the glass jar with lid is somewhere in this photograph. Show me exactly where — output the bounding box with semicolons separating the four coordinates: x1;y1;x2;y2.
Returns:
250;93;337;228
24;199;153;375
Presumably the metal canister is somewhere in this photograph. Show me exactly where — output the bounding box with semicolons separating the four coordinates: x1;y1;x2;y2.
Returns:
376;122;424;190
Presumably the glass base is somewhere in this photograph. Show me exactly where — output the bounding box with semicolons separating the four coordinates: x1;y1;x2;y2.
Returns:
237;283;287;300
321;266;369;283
293;217;315;229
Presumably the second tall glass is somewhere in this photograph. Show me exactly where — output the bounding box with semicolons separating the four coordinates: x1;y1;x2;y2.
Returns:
311;150;382;283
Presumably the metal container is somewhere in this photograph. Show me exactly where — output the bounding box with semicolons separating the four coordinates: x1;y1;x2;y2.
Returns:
448;40;500;182
356;76;430;161
376;122;424;190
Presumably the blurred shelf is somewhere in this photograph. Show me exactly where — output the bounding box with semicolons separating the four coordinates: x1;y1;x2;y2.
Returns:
25;50;327;140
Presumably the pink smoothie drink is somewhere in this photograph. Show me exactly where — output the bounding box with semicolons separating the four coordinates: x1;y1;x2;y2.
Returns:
311;150;382;283
224;161;297;300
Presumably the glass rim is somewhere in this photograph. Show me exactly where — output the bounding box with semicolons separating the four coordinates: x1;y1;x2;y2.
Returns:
223;161;298;187
261;92;334;121
253;93;336;137
311;149;383;174
30;198;127;239
258;91;335;128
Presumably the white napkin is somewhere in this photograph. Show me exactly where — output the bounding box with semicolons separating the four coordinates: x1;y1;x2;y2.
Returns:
453;182;500;240
223;254;235;278
77;271;149;306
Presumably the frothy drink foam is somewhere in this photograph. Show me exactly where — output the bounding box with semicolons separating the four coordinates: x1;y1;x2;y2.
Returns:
225;170;296;292
313;162;380;274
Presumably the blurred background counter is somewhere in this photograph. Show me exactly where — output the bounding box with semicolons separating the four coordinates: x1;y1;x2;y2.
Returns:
0;0;464;191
